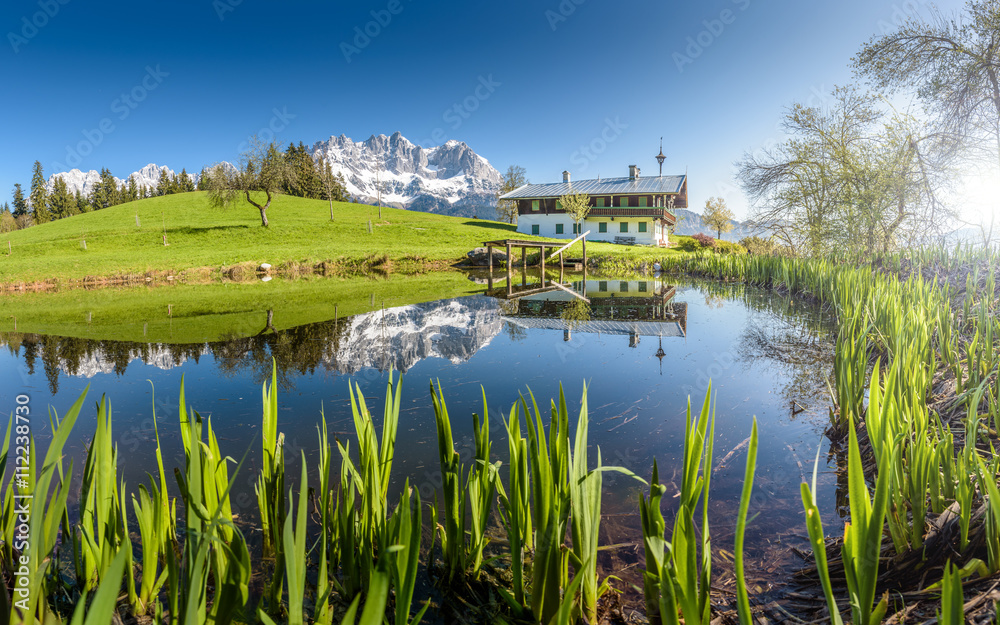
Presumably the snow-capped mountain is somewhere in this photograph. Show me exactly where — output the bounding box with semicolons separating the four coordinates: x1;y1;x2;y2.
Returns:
311;132;503;219
47;163;199;195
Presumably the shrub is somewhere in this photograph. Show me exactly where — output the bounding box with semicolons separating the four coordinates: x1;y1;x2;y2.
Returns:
691;233;716;248
739;236;793;257
714;240;747;255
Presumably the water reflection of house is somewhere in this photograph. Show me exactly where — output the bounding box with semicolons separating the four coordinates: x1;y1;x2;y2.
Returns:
494;278;687;346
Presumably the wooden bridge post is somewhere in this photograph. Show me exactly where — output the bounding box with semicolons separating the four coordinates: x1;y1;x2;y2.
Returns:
487;245;493;272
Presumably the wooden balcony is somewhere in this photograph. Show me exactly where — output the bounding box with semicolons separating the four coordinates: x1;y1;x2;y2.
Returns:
587;207;676;223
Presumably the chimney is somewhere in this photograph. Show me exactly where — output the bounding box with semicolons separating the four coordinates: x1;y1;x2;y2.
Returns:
629;165;640;179
563;170;571;183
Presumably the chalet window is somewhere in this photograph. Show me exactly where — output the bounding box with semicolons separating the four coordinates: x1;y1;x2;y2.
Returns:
620;196;629;207
638;282;647;292
556;200;563;211
599;281;607;292
532;200;540;211
531;224;539;235
639;197;647;207
638;222;647;233
596;198;605;207
620;222;628;233
619;281;628;292
573;223;581;234
598;222;607;233
556;223;564;234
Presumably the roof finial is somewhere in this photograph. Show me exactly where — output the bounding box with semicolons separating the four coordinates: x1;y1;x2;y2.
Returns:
656;137;666;177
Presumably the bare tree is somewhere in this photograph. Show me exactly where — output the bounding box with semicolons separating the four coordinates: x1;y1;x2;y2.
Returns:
854;2;1000;173
496;165;527;224
205;136;294;227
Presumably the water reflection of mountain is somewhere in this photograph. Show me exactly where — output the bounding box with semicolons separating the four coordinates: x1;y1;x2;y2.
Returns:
326;296;503;374
0;296;505;392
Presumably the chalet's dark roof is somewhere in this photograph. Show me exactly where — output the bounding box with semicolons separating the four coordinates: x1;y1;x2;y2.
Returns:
499;175;685;200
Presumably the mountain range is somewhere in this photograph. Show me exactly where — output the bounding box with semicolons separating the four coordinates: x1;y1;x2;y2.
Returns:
47;163;198;196
310;132;503;219
45;131;766;233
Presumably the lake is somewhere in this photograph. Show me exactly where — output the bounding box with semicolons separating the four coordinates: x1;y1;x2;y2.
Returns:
0;269;841;601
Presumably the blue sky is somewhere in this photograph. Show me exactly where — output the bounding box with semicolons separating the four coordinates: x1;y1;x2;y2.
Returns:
2;0;978;221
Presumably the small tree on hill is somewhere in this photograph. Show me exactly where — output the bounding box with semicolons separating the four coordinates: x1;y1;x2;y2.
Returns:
559;192;591;234
497;165;527;224
30;161;50;224
702;196;734;240
204;136;294;227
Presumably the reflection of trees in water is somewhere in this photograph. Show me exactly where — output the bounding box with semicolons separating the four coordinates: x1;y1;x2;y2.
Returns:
503;321;528;342
559;299;592;329
0;309;353;394
732;297;835;410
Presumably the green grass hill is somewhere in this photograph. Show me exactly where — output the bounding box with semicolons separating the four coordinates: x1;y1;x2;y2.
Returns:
0;192;691;286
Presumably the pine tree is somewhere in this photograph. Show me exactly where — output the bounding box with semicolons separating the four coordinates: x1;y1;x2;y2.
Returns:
29;161;50;223
47;177;76;220
156;168;170;196
179;168;195;192
126;176;138;202
75;189;91;213
197;167;211;191
12;184;28;217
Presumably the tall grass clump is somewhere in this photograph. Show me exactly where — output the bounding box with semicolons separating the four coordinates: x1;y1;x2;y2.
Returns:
640;387;716;625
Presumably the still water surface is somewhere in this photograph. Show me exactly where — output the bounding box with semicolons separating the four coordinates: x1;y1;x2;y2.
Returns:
0;272;840;581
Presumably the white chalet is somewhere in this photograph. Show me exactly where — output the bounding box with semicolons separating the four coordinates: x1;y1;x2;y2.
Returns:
499;165;685;246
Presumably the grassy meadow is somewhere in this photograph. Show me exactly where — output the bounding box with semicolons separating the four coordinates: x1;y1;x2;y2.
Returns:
0;192;693;287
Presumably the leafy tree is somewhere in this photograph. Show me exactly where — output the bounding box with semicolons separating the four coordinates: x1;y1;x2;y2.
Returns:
29;161;49;223
0;209;15;233
47;177;76;220
558;192;591;233
204;137;294;227
737;85;951;255
702;197;734;240
12;184;28;218
496;165;527;224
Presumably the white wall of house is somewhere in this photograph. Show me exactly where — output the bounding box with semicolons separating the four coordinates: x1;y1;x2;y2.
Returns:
517;214;661;246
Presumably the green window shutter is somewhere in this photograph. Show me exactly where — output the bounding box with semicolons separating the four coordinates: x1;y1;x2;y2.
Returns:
638;281;647;292
532;200;539;211
638;222;647;233
599;281;607;292
620;196;629;207
556;223;564;234
620;222;628;233
619;281;628;292
556;200;562;211
639;196;647;207
599;222;607;233
596;198;605;207
531;224;539;235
